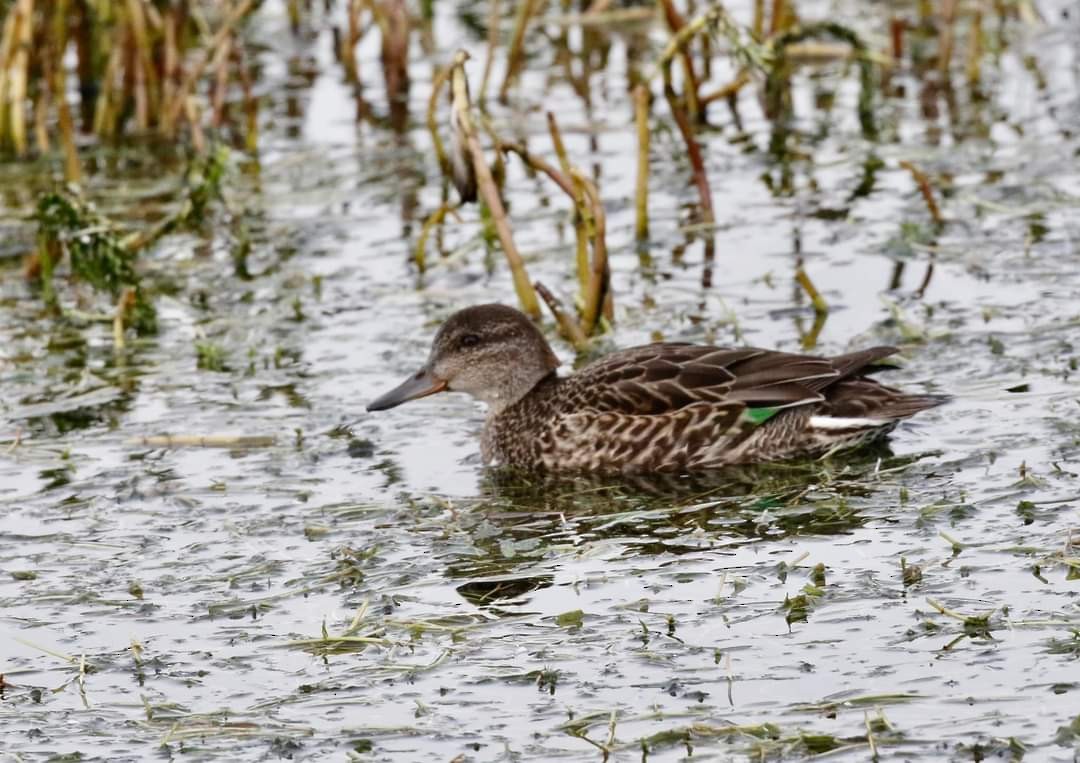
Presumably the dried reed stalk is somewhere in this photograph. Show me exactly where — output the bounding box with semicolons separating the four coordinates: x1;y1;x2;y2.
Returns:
664;77;714;227
937;0;959;79
450;51;539;318
379;0;410;131
5;0;33;155
498;140;573;196
341;0;364;85
573;168;610;331
657;0;700;119
545;111;588;289
414;201;459;272
699;69;750;105
478;0;501;106
965;10;982;85
236;45;258;152
535;281;588;351
633;84;649;242
427;63;453;180
898;160;944;226
162;0;255;138
211;34;233;127
752;0;765;39
499;0;540;102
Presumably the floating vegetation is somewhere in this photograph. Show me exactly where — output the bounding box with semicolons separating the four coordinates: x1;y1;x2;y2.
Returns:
283;601;393;656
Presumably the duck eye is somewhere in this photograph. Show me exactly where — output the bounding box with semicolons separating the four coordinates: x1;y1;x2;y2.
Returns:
459;333;481;348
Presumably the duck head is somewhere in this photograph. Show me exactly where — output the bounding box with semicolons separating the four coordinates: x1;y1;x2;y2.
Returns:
367;304;560;414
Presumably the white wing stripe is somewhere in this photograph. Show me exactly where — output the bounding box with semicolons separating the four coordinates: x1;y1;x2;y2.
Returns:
808;416;885;430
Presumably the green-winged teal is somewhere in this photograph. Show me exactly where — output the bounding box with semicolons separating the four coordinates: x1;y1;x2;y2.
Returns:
367;304;947;473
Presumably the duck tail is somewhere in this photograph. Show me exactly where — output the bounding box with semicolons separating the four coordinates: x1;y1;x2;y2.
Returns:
813;378;949;430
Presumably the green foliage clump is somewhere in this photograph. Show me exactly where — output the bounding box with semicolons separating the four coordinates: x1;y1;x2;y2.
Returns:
195;341;228;372
184;145;230;225
31;148;233;338
35;190;137;295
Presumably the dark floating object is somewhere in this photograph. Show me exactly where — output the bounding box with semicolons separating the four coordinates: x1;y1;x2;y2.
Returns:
368;304;949;474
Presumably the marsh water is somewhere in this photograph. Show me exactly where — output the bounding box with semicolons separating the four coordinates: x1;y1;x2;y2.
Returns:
2;0;1080;760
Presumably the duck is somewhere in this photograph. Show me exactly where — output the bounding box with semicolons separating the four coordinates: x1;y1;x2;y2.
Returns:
367;304;947;474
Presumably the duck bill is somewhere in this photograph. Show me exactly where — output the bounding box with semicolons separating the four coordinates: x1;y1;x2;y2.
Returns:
367;367;448;412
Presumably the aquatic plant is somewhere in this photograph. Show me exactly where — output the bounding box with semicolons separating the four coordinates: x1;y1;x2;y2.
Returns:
30;146;230;341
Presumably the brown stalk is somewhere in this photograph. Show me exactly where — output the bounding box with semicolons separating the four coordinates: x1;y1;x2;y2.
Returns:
551;7;653;25
546;110;571;176
657;0;700;119
162;0;255;138
414;201;459;272
535;281;589;351
573;168;611;331
426;63;452;176
699;69;750;105
47;0;80;181
700;19;714;82
633;83;650;242
545;111;588;288
93;34;123;137
212;34;233;127
451;51;539;318
752;0;765;39
769;0;790;35
937;0;959;79
7;0;32;155
898;160;943;226
287;0;301;33
572;215;590;297
113;288;137;350
236;45;258;153
33;67;49;153
161;4;178;117
133;41;150;130
663;76;714;227
784;41;864;62
0;9;16;149
57;85;81;181
889;17;905;62
491;125;611;331
499;0;540;102
126;0;160;127
965;9;982;85
915;260;935;299
379;0;410;132
185;96;205;154
478;0;500;106
342;0;363;85
498;140;574;197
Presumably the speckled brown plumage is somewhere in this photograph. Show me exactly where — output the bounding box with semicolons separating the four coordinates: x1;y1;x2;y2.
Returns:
368;304;948;474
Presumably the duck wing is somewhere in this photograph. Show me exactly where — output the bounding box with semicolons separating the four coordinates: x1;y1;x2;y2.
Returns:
568;342;899;416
